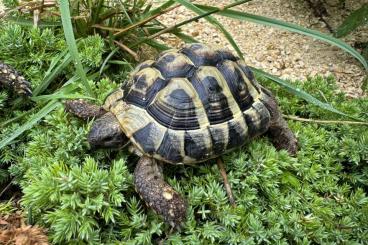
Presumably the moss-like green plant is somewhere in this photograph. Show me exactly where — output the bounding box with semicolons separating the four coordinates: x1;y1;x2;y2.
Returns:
1;14;367;245
12;75;367;244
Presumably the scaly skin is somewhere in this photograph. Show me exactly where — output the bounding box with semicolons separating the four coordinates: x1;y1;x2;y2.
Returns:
261;87;298;155
134;156;187;229
64;99;106;120
0;62;32;96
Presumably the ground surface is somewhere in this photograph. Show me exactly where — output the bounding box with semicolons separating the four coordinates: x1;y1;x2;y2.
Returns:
0;0;367;98
154;0;367;98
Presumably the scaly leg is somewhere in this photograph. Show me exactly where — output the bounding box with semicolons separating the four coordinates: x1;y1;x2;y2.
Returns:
262;88;298;155
0;62;32;96
64;99;106;120
134;156;187;229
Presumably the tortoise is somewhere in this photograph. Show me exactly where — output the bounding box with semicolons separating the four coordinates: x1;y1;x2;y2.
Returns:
66;43;298;228
0;61;32;96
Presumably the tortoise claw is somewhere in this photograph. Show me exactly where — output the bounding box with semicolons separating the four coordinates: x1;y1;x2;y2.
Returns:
0;62;32;96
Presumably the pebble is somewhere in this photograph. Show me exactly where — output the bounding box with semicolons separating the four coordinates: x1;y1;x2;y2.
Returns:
157;0;367;97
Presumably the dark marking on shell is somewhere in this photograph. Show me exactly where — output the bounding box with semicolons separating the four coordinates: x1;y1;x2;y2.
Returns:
132;122;157;154
209;126;226;154
217;49;238;62
227;118;247;150
153;53;195;79
125;74;167;108
147;88;200;130
184;130;209;160
157;130;183;163
217;61;254;111
180;43;220;67
237;62;260;93
190;73;233;124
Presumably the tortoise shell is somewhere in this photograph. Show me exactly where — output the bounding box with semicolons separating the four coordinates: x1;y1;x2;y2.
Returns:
104;43;272;164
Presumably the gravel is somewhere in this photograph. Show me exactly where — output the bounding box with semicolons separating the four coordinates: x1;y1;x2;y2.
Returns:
1;0;366;97
154;0;367;98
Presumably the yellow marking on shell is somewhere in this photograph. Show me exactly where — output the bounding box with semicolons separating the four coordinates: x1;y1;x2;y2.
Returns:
130;67;164;95
157;78;210;128
117;106;151;138
195;66;242;117
163;191;173;200
9;74;16;80
236;60;261;101
103;88;125;111
158;51;195;70
119;106;167;155
168;209;175;217
243;101;263;129
130;60;155;77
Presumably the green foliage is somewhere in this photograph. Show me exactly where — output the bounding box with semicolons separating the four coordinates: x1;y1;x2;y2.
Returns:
0;199;16;215
1;2;367;244
335;3;368;38
0;24;66;89
22;157;129;243
13;76;368;244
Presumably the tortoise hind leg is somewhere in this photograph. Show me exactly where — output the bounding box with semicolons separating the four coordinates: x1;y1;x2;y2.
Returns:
262;88;298;155
134;156;187;228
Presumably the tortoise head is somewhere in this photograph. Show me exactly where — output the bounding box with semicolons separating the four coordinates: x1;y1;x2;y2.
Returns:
88;112;129;148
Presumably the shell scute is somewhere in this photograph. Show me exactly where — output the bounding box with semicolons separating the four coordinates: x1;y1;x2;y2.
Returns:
146;78;202;130
125;67;167;108
106;43;272;164
153;51;195;79
157;130;183;163
184;129;212;161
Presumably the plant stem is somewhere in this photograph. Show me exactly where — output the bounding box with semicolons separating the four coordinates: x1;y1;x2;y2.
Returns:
113;40;139;61
112;4;180;37
283;115;368;125
131;0;252;48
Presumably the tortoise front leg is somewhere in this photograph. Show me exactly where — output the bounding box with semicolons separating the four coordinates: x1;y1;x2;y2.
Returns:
0;62;32;96
64;99;106;120
134;156;187;228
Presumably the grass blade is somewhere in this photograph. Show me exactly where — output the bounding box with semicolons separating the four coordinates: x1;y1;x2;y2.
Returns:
251;67;362;121
33;51;72;96
59;0;94;97
175;0;250;59
195;4;368;70
335;4;368;38
0;101;60;150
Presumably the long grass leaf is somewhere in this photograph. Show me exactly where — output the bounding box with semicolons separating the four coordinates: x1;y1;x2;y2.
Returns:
251;67;362;121
0;101;60;150
59;0;95;96
175;0;249;59
195;4;368;70
33;51;72;96
173;31;198;43
335;4;368;38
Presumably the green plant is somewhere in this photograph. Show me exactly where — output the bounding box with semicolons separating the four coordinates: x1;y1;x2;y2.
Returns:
13;75;368;244
1;0;367;152
335;3;368;38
